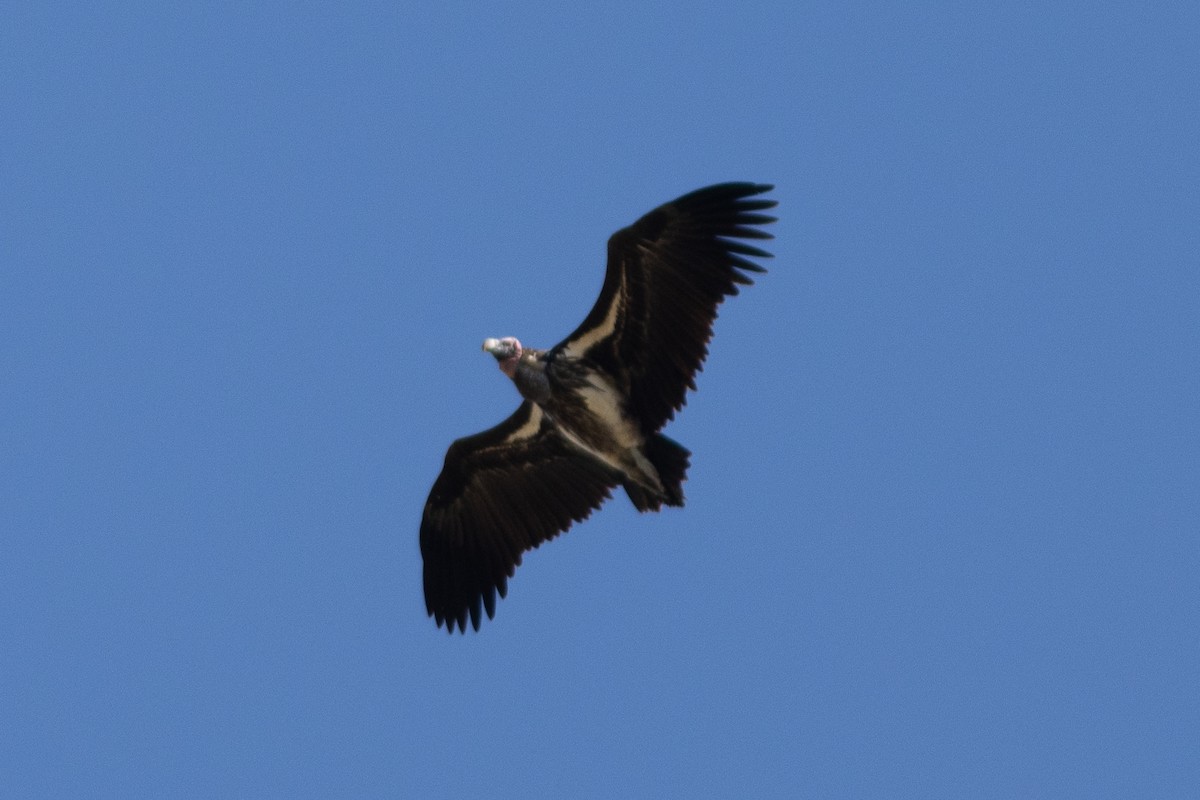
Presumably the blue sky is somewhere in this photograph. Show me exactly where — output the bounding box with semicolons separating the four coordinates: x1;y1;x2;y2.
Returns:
3;2;1197;797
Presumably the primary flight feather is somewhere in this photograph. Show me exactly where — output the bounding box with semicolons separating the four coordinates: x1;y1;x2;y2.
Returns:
421;182;776;632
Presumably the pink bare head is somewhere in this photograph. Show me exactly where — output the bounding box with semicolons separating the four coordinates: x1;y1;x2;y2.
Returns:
482;337;522;378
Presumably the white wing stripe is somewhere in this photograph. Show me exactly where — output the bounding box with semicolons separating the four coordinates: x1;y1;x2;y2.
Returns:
563;270;625;358
505;404;544;443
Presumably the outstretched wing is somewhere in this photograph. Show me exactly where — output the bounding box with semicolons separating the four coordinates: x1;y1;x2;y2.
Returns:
420;401;619;633
555;183;776;434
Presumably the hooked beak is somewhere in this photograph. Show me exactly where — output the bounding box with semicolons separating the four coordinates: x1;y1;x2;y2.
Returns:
483;337;521;362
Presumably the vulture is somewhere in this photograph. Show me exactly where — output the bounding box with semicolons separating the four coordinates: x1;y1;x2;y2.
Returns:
421;182;776;632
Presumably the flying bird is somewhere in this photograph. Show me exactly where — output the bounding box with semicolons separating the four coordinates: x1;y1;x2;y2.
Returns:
421;182;776;632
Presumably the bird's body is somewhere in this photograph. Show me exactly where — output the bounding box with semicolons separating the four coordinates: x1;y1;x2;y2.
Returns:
499;343;683;507
421;183;776;632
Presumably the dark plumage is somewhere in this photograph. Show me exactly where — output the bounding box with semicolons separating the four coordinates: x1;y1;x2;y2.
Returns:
421;183;776;632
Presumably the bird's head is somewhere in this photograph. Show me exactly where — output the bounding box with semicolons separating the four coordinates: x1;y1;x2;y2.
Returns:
482;337;522;378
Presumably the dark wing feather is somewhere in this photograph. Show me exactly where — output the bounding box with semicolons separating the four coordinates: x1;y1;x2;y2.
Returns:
555;182;775;434
420;401;619;633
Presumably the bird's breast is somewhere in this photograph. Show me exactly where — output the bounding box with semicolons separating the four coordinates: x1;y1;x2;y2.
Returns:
512;359;552;403
542;369;642;461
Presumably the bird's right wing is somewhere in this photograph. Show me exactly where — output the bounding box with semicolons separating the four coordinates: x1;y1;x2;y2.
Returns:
420;401;619;633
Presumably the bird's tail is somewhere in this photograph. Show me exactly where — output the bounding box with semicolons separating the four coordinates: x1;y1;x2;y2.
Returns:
623;434;690;512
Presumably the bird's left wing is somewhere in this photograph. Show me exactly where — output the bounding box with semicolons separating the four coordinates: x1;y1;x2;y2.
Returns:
554;183;776;435
420;401;619;633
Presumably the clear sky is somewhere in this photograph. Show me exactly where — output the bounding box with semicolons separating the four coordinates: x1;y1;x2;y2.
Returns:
3;2;1197;797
